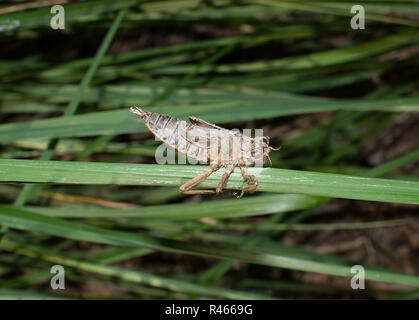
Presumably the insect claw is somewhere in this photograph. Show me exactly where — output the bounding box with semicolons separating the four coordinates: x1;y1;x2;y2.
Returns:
236;190;245;199
233;188;246;198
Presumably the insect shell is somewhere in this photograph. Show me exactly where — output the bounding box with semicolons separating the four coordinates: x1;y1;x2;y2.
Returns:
130;106;277;197
130;106;273;167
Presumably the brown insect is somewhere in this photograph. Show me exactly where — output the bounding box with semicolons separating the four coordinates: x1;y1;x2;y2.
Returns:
130;106;278;198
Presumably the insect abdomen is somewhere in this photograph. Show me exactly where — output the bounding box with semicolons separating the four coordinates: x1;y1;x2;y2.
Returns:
147;113;181;144
132;107;217;164
146;111;209;163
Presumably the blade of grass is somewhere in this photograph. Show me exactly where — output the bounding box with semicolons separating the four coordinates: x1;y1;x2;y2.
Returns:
259;1;419;27
13;8;127;207
366;149;419;178
199;209;288;284
69;40;238;170
0;0;142;29
1;96;418;142
0;237;273;300
1;159;418;204
148;31;419;74
197;146;419;284
39;26;311;76
0;289;71;300
25;193;323;220
0;205;418;287
215;219;412;231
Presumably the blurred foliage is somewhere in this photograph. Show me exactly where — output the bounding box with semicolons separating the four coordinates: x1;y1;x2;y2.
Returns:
0;0;418;299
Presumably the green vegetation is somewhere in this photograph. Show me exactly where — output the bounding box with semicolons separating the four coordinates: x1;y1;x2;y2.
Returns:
0;0;418;299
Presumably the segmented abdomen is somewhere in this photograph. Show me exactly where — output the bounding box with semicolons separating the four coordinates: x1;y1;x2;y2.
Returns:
131;107;262;166
141;110;210;163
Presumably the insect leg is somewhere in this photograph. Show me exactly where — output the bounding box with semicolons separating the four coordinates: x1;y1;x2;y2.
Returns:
236;166;258;198
216;164;235;194
179;163;219;195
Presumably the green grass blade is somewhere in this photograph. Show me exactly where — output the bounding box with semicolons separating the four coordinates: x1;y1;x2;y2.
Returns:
217;219;412;231
0;289;71;300
0;0;143;30
13;9;127;206
1;97;418;142
260;1;419;27
1;159;418;204
150;32;419;74
25;193;322;219
39;26;311;75
0;237;272;300
0;205;418;287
